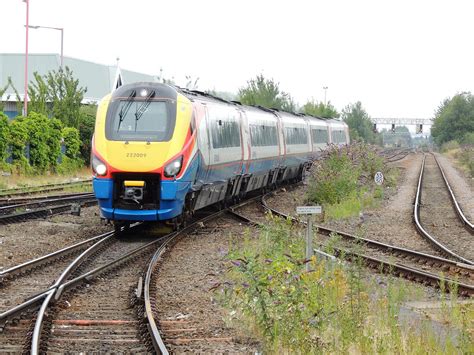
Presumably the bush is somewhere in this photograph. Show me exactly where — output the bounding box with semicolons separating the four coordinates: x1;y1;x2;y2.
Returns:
221;218;471;353
307;143;387;207
62;127;81;159
78;107;96;164
0;113;9;163
441;140;460;153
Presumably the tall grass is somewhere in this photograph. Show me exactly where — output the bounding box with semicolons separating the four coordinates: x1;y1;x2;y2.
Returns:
220;217;473;353
307;143;397;220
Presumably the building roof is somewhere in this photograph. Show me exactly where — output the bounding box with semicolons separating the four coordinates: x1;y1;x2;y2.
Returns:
0;53;157;103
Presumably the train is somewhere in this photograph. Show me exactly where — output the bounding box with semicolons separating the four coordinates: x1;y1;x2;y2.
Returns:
91;82;350;230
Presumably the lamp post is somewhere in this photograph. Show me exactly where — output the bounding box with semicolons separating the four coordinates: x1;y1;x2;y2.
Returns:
28;25;64;67
323;86;328;106
23;0;30;116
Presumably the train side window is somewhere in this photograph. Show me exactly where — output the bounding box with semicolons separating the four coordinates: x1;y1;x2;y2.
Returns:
250;124;278;146
211;118;241;148
285;127;308;145
311;128;328;144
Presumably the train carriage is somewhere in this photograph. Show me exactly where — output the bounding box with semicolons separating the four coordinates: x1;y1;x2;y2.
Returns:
91;82;349;229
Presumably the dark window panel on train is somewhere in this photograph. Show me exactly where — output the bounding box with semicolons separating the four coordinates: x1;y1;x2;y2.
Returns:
311;128;329;144
331;130;346;144
285;127;308;145
249;124;278;146
211;119;241;148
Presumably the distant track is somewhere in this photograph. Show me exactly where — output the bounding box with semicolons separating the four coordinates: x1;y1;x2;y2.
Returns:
0;180;92;197
414;154;473;265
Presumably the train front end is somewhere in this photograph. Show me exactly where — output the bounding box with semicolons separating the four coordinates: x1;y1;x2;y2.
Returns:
91;83;197;225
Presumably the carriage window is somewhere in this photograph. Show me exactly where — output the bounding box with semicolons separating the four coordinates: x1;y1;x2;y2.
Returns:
311;128;329;144
250;124;278;146
331;130;345;143
285;127;308;145
211;119;241;148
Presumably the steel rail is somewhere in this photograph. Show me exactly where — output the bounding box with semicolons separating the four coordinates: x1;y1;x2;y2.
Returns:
0;193;94;213
431;153;474;233
0;231;113;283
30;232;117;354
0;180;92;197
0;192;94;207
230;195;474;296
414;155;473;265
30;209;231;354
0;233;114;331
261;194;473;271
143;196;266;354
0;199;97;225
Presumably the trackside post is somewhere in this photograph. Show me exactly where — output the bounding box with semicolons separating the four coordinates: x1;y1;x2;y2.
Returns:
296;206;322;272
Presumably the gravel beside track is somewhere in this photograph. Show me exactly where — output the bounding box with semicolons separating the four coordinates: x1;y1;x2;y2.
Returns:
435;153;474;222
0;206;110;270
152;216;261;353
419;154;474;262
44;240;154;353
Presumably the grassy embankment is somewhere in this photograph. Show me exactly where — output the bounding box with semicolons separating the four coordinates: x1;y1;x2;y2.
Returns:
306;143;398;220
0;166;92;191
440;140;474;179
219;143;472;353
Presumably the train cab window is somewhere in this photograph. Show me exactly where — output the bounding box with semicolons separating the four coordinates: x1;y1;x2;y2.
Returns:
106;98;176;142
311;128;329;144
285;127;308;145
250;124;278;146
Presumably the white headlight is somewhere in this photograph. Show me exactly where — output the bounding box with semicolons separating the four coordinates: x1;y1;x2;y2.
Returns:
96;164;107;175
92;155;107;176
164;156;183;177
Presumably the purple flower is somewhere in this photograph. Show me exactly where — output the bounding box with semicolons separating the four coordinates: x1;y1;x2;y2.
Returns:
231;260;241;267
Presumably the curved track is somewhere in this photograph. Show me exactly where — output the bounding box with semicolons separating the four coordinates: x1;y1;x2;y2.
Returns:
414;154;473;265
226;192;474;297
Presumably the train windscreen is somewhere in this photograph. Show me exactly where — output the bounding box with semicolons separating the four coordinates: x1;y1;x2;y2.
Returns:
105;93;176;142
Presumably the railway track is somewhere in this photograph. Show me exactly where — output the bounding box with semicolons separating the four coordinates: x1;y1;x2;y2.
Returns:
0;193;262;353
0;179;92;198
386;149;411;162
414;154;473;265
0;194;97;225
226;193;474;297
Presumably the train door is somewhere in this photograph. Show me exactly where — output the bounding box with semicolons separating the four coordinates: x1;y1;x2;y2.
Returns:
195;102;211;183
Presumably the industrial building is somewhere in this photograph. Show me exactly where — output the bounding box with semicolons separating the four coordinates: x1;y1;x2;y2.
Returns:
0;53;157;118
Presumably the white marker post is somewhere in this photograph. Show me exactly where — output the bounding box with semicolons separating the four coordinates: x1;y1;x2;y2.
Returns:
296;206;322;272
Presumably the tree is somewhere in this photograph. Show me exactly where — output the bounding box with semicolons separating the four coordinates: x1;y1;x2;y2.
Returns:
0;113;9;163
341;102;376;143
78;105;97;164
238;74;295;111
431;93;474;146
28;66;86;128
301;99;339;118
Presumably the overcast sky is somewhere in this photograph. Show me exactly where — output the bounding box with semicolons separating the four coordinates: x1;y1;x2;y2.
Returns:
2;0;474;122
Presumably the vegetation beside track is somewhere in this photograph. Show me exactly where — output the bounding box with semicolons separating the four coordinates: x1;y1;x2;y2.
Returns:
441;140;474;178
220;217;473;353
306;143;398;220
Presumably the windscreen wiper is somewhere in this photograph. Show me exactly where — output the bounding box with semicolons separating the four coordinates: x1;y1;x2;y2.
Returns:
117;90;137;132
134;90;156;131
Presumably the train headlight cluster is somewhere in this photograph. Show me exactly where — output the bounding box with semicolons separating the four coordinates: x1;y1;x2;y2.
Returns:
92;155;107;176
164;156;183;177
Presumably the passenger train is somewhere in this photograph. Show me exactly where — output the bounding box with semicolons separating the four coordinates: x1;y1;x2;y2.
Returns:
91;82;349;229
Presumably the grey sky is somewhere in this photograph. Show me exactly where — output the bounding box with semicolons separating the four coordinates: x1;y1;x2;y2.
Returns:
2;0;473;121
